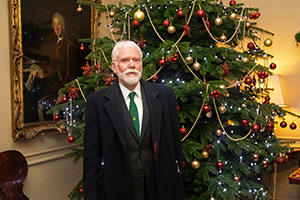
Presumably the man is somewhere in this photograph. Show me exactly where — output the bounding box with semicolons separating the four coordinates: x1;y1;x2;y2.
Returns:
27;12;77;120
83;40;184;200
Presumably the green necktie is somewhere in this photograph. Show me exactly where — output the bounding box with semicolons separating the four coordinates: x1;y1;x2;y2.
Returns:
129;92;140;139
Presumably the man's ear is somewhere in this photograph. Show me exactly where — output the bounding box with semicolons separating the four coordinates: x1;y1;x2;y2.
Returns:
111;62;117;74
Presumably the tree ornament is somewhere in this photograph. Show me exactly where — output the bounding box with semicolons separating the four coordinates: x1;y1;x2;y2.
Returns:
228;120;236;126
217;161;224;169
280;121;287;128
241;103;247;108
67;83;80;99
242;57;249;64
205;111;212;118
76;4;83;14
252;153;259;162
220;34;227;42
221;61;229;75
247;42;255;50
133;9;145;22
108;9;115;18
210;196;215;200
201;150;209;159
229;13;238;21
210;90;221;98
224;92;230;98
234;175;240;182
159;59;166;67
138;36;147;49
269;62;277;70
132;20;140;27
167;25;176;34
241;119;249;126
81;62;95;76
267;122;274;130
78;188;84;195
180;126;188;135
216;129;223;136
257;70;269;79
177;105;180;112
264;38;273;47
163;19;170;27
103;74;116;86
185;55;193;64
290;122;297;130
244;77;252;85
197;9;205;18
206;17;211;30
214;17;223;26
183;22;191;36
277;157;285;164
80;43;85;51
262;160;268;168
252;124;260;132
68;135;75;143
62;96;68;103
152;74;158;82
177;9;184;19
191;160;200;169
203;105;211;113
245;21;251;30
192;61;201;70
53;114;59;121
218;105;226;114
229;0;236;6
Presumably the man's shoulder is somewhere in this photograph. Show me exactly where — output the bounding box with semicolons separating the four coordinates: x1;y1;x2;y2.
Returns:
87;87;109;101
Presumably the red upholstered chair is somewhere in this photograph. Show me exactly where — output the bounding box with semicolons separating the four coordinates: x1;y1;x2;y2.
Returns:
0;150;29;200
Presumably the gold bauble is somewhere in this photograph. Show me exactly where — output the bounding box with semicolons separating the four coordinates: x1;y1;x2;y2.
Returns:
133;9;145;22
201;150;209;159
76;5;83;13
210;197;215;200
108;10;115;18
229;13;238;21
167;25;176;34
205;111;212;118
220;34;227;42
218;105;226;114
192;61;201;70
264;38;273;47
191;160;200;169
252;153;259;162
219;84;226;89
185;55;194;64
224;92;230;97
242;57;249;64
234;175;240;182
215;17;223;26
245;21;251;30
216;129;223;136
227;120;236;126
262;160;268;168
241;103;247;108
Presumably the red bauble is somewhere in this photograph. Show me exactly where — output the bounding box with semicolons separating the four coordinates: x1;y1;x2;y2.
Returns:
62;96;68;103
68;136;75;143
177;105;180;112
180;126;188;135
132;20;140;27
203;105;211;113
78;188;84;195
244;77;252;85
152;74;158;82
252;124;260;132
257;70;268;79
247;42;255;51
206;17;210;30
163;19;170;27
53;114;59;121
196;9;205;18
280;121;287;128
217;161;224;169
277;157;285;164
267;122;274;130
255;12;261;19
269;63;277;70
177;10;184;19
173;53;178;58
229;0;236;6
290;122;297;130
241;119;249;126
159;59;166;67
183;161;186;168
79;44;85;51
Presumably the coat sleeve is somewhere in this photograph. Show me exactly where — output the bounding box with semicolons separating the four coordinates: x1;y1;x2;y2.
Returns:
83;95;103;199
168;88;184;173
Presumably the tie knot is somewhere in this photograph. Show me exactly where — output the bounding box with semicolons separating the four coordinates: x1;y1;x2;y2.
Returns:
129;92;136;100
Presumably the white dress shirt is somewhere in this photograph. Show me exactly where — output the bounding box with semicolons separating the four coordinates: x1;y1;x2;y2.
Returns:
119;82;143;134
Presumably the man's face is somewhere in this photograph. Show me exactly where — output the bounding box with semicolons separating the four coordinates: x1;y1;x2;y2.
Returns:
53;17;62;37
112;46;142;90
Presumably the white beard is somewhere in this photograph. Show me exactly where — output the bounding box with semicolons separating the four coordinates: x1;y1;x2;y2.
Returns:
116;68;142;87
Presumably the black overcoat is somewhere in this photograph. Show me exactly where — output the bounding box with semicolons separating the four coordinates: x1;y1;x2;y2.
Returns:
83;80;184;200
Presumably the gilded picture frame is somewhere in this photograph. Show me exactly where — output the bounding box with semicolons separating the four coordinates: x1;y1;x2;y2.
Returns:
8;0;100;141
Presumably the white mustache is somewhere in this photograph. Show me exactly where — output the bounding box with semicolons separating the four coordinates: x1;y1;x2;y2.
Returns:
124;69;141;75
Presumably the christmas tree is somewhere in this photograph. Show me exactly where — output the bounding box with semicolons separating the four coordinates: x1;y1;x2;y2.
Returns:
49;0;299;199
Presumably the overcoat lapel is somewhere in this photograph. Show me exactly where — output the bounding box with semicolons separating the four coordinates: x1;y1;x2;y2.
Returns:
103;83;127;151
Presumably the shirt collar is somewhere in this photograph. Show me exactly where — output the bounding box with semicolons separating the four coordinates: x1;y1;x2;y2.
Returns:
119;82;141;100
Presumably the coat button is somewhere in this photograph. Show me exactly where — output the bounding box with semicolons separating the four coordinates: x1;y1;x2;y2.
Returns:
138;169;143;174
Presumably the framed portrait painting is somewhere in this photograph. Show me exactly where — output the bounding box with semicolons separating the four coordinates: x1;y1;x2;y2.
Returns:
9;0;98;141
